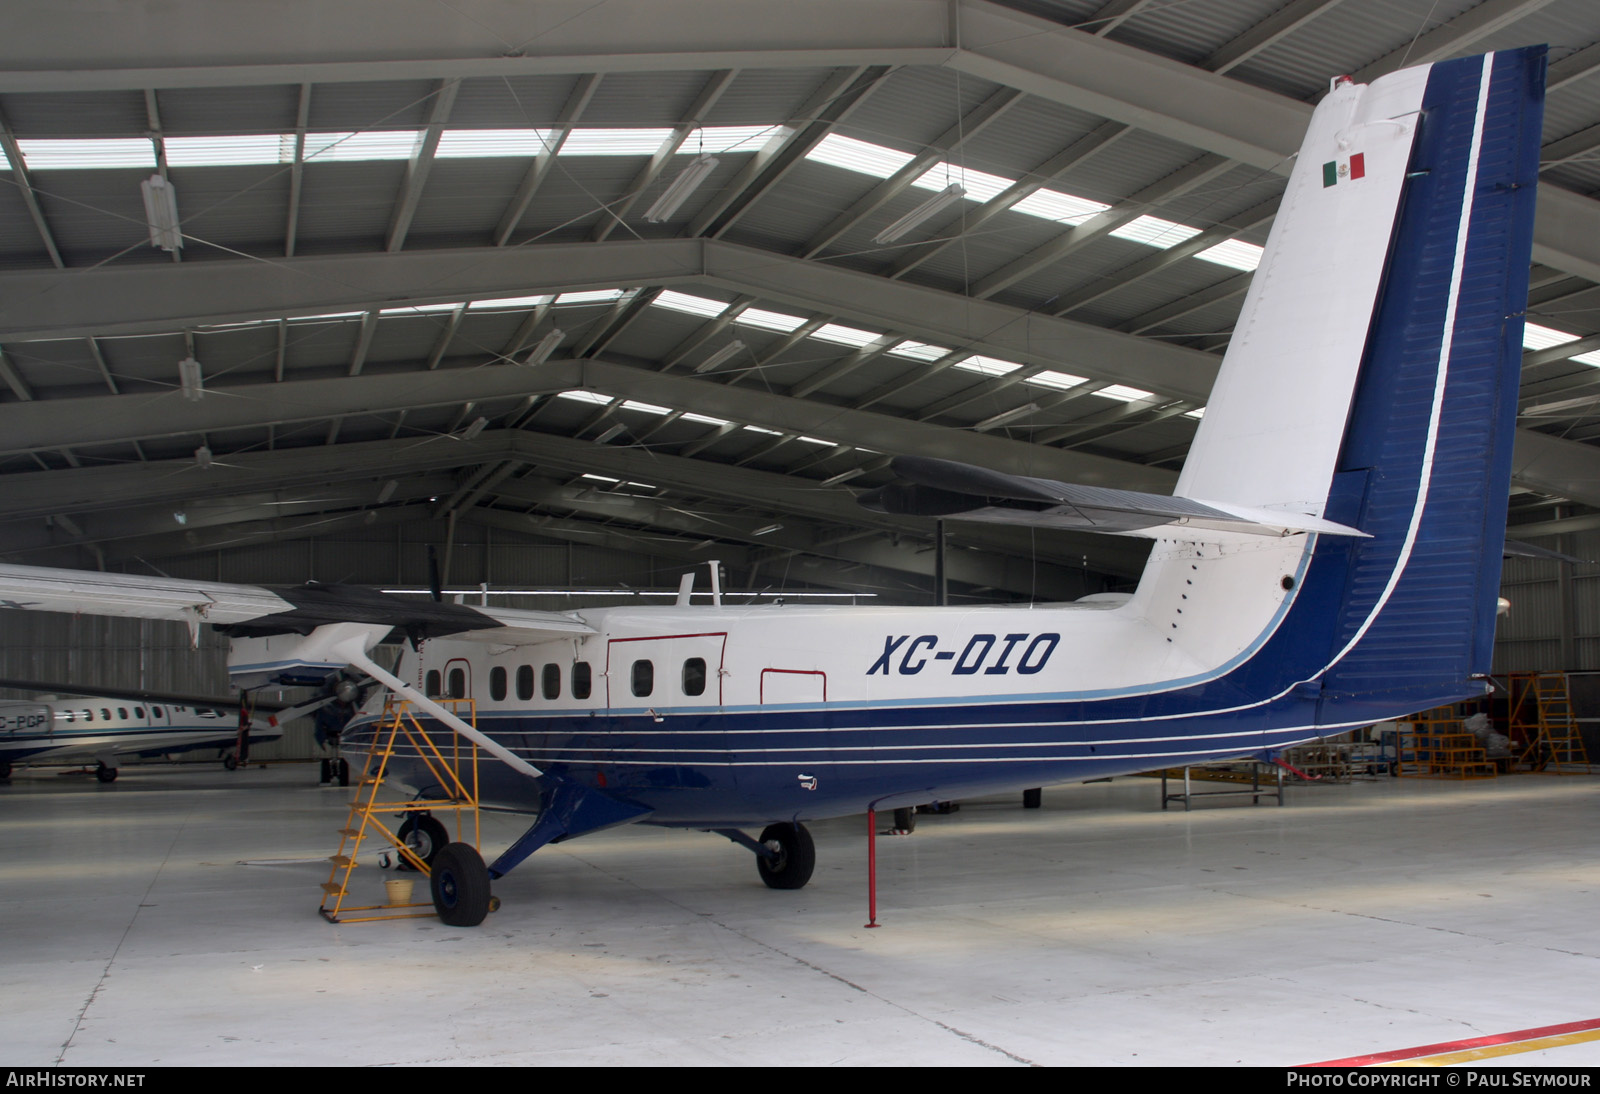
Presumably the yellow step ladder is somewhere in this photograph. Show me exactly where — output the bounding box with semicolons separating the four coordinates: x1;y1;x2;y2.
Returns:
320;697;484;924
1514;672;1593;774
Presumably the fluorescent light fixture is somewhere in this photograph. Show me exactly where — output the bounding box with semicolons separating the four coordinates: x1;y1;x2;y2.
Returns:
141;175;182;251
681;411;731;426
177;356;204;401
376;480;398;503
751;524;783;536
695;340;745;374
594;424;627;444
523;328;564;365
644;154;719;223
974;403;1039;431
874;183;965;244
459;416;489;441
194;445;213;470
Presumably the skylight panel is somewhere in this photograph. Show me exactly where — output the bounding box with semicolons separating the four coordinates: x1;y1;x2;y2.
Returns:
811;323;881;348
581;473;621;483
558;391;614;405
805;134;915;179
743;424;783;436
436;128;560;158
653;290;729;318
1570;350;1600;368
888;340;952;362
1012;189;1109;225
303;130;422;162
1185;407;1206;419
681;411;731;426
467;294;553;310
685;125;790;154
734;307;805;333
379;302;463;315
287;310;365;322
1110;215;1202;249
909;162;1013;203
560;128;675;156
1096;384;1156;403
1027;369;1088;391
621;400;671;415
164;134;287;167
1524;322;1580;351
1195;239;1263;272
18;138;156;170
555;289;629;305
953;354;1022;377
797;435;836;446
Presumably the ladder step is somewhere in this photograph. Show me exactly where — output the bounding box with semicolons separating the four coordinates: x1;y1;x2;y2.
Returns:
320;882;345;894
328;855;354;866
338;828;362;837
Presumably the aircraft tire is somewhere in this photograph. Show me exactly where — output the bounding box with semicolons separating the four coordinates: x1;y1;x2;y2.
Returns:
96;765;117;784
1023;787;1042;809
337;758;350;787
319;758;332;784
756;823;815;890
396;814;449;871
0;760;11;779
223;752;238;771
430;842;492;927
892;807;916;832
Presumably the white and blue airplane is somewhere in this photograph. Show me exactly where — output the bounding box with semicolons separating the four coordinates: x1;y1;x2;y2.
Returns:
0;46;1546;925
0;690;283;782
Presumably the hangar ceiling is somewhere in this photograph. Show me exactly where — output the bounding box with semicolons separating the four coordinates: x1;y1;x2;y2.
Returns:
2;0;1600;603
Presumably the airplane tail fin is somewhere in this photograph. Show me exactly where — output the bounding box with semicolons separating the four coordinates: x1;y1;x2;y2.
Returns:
1145;48;1545;720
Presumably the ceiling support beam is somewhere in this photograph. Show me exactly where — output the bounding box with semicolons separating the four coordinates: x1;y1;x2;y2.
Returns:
0;109;63;268
494;73;599;247
386;78;460;253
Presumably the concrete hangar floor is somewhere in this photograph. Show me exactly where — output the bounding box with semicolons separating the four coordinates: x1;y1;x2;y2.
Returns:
3;763;1600;1068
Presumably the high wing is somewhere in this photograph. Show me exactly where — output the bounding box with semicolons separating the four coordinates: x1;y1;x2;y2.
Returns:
0;563;594;646
858;455;1369;539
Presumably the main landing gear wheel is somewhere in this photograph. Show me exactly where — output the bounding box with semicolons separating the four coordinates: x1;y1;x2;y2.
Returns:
1023;787;1042;809
430;842;493;927
222;752;238;771
396;814;449;871
756;822;815;890
337;758;350;787
96;764;117;784
892;807;916;832
0;760;11;779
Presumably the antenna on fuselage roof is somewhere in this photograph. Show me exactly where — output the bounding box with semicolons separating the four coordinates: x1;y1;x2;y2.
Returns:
675;570;695;606
709;560;722;607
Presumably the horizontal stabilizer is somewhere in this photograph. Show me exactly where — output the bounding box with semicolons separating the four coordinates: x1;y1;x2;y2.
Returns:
859;456;1368;540
1503;539;1587;565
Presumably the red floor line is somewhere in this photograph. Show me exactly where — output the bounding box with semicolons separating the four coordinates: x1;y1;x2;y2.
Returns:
1307;1017;1600;1067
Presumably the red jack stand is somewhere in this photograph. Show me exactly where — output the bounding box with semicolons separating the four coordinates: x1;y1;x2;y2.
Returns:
865;809;880;928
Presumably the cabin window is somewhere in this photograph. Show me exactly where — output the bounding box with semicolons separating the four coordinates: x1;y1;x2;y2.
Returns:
425;670;441;697
62;710;73;723
631;659;654;697
118;708;128;719
542;663;560;700
82;710;94;722
100;708;111;720
447;668;466;700
682;657;707;697
134;707;144;718
516;665;534;701
489;666;507;702
572;662;592;700
152;706;163;718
